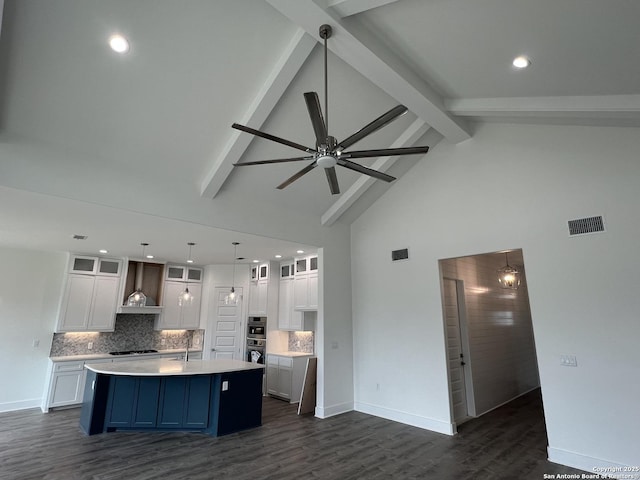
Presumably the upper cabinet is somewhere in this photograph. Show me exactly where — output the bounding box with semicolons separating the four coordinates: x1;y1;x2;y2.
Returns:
70;256;122;276
249;263;269;316
279;257;317;331
293;255;318;311
165;265;203;283
156;281;202;330
57;255;123;332
155;264;203;330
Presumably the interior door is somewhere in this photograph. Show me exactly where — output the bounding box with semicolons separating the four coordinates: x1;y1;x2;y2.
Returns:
443;278;470;425
207;287;244;360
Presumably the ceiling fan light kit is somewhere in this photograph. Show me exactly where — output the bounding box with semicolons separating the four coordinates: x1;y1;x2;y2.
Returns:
231;24;430;195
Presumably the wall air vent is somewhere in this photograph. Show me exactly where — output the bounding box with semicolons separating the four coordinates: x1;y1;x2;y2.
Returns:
72;234;88;240
391;248;409;261
568;216;605;236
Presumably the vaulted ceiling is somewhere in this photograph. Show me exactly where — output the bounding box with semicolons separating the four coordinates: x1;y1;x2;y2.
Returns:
0;0;638;263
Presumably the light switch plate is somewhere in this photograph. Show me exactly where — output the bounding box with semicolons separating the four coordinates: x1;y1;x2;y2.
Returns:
560;355;577;367
222;380;229;391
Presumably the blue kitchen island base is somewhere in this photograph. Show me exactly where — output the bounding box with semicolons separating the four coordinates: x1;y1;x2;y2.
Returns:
80;360;264;437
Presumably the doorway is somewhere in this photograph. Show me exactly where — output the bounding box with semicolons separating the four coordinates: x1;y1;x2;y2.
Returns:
204;287;245;360
439;249;540;430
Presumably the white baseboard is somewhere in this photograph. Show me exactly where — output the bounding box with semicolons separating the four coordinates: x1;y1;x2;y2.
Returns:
354;401;455;435
315;401;354;419
0;398;42;413
548;447;634;478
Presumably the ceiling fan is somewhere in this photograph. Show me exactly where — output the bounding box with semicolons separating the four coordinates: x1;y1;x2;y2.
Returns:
232;24;430;195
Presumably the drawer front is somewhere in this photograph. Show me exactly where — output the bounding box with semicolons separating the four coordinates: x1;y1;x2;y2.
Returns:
278;357;293;368
54;361;84;372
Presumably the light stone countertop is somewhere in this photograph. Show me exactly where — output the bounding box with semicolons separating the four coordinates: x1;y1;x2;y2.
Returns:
85;358;264;376
50;349;202;362
267;351;315;358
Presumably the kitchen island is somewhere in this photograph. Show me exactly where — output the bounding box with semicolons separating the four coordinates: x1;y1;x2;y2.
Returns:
80;358;264;437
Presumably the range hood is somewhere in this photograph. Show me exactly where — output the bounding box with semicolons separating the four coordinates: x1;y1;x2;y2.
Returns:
118;261;163;314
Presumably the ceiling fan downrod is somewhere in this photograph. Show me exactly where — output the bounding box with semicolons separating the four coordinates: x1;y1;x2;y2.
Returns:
319;24;332;134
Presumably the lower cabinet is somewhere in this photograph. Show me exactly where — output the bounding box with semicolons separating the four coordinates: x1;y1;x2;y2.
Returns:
266;354;312;404
43;352;203;412
45;361;86;409
105;375;212;430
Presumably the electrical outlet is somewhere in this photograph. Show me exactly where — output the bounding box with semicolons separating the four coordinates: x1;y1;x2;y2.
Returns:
376;383;380;391
87;342;93;350
194;336;200;346
161;338;166;346
222;380;229;391
32;339;40;348
560;355;577;367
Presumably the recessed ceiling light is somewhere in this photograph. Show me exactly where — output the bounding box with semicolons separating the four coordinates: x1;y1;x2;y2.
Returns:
275;255;282;259
512;55;531;69
253;260;259;263
99;249;108;254
146;254;154;259
109;34;130;54
186;259;194;264
297;250;304;254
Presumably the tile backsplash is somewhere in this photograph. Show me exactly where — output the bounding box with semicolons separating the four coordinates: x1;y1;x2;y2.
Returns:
49;314;203;357
288;331;314;353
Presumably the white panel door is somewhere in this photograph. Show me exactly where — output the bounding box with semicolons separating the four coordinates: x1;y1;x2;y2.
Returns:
208;287;244;360
443;278;470;425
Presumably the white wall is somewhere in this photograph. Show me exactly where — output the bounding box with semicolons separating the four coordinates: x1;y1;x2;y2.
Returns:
441;252;539;416
0;247;66;411
351;123;640;469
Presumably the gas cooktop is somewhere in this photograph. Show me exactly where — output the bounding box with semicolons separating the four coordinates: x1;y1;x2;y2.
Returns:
108;349;158;356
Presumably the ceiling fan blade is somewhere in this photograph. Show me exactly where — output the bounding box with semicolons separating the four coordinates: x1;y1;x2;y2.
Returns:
232;123;315;154
341;145;430;159
337;158;396;183
276;161;317;190
324;166;340;195
233;156;313;166
336;105;408;151
304;92;328;146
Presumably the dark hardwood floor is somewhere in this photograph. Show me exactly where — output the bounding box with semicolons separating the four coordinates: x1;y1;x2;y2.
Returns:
0;389;583;480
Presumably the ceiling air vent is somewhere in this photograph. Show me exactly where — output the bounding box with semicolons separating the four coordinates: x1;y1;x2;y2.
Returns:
391;248;409;261
568;216;605;236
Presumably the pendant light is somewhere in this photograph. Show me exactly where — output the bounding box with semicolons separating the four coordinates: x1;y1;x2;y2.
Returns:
127;243;148;307
497;251;521;290
178;242;195;306
225;242;240;305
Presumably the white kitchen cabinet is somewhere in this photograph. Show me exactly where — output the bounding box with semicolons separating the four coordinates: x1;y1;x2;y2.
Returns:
42;352;197;411
156;281;202;330
293;255;318;311
249;262;269;316
278;276;316;331
165;265;203;283
266;354;312;403
57;274;120;332
43;360;87;410
69;256;122;276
